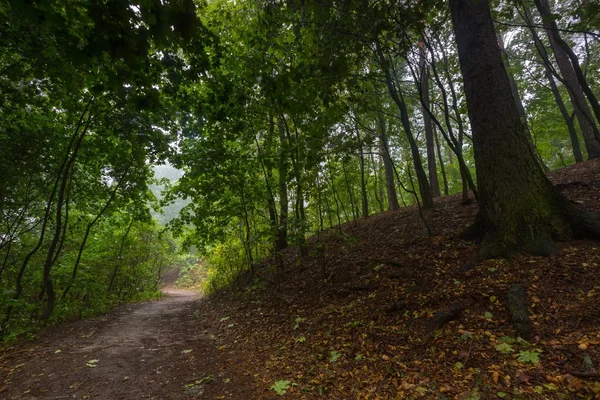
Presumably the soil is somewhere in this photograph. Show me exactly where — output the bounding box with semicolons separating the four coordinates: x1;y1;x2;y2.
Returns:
0;289;256;399
2;159;600;399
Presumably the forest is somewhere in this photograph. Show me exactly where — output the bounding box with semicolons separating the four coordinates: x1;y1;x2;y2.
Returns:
1;0;600;397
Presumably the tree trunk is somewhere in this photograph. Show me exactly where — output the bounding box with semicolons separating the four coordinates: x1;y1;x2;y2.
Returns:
519;1;583;162
434;126;449;195
41;109;91;320
534;0;600;159
342;161;357;222
536;0;600;133
276;117;289;251
378;115;400;211
283;116;306;253
354;114;369;218
374;39;434;209
450;0;600;258
370;147;385;212
107;218;134;293
419;38;441;198
497;33;530;135
426;36;478;203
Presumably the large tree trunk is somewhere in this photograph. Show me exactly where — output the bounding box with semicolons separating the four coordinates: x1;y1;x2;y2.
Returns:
534;0;600;159
450;0;600;258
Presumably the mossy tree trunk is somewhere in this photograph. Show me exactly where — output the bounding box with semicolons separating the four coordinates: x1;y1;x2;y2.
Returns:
450;0;600;258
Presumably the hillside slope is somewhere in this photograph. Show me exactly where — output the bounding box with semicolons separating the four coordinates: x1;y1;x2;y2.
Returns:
196;159;600;398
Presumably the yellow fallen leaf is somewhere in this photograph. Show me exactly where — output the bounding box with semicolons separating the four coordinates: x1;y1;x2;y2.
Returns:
492;371;499;384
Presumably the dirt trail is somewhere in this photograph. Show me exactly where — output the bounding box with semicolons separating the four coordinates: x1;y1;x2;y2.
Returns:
1;290;254;399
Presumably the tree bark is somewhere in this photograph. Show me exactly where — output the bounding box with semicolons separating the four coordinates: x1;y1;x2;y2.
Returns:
378;115;400;211
534;0;600;159
497;33;530;135
519;1;583;162
434;126;449;195
354;113;369;218
450;0;600;258
419;38;441;198
374;38;434;209
370;148;385;212
276;117;289;251
107;218;134;293
41;108;92;320
426;36;478;203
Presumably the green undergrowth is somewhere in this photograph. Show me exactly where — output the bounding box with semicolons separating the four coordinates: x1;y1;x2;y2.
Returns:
0;216;181;344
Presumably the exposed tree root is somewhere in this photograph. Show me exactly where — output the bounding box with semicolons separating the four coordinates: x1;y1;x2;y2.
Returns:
426;297;475;333
506;284;532;340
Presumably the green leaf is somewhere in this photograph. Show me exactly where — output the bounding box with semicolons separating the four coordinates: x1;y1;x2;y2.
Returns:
484;311;493;319
543;383;558;391
495;343;515;354
329;351;342;363
517;350;540;364
497;392;507;398
270;380;291;395
499;336;516;344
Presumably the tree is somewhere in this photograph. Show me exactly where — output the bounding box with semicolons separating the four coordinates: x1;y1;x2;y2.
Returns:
450;0;600;257
533;0;600;159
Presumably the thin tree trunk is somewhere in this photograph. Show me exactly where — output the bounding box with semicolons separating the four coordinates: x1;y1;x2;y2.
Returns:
285;116;306;253
424;35;478;203
342;161;357;223
419;38;441;197
62;160;133;299
434;126;449;195
374;38;434;209
40;105;93;320
377;115;400;211
276;117;289;251
519;1;583;162
107;218;134;293
534;0;600;158
354;113;369;218
370;147;385;212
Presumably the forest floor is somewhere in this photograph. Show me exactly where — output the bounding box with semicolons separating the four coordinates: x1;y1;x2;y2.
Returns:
2;160;600;399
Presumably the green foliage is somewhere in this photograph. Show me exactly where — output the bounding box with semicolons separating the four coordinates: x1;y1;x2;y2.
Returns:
517;350;541;364
270;380;292;396
329;351;342;363
495;343;515;354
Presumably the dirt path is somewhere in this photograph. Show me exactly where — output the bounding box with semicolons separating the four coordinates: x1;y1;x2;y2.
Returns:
0;290;255;399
